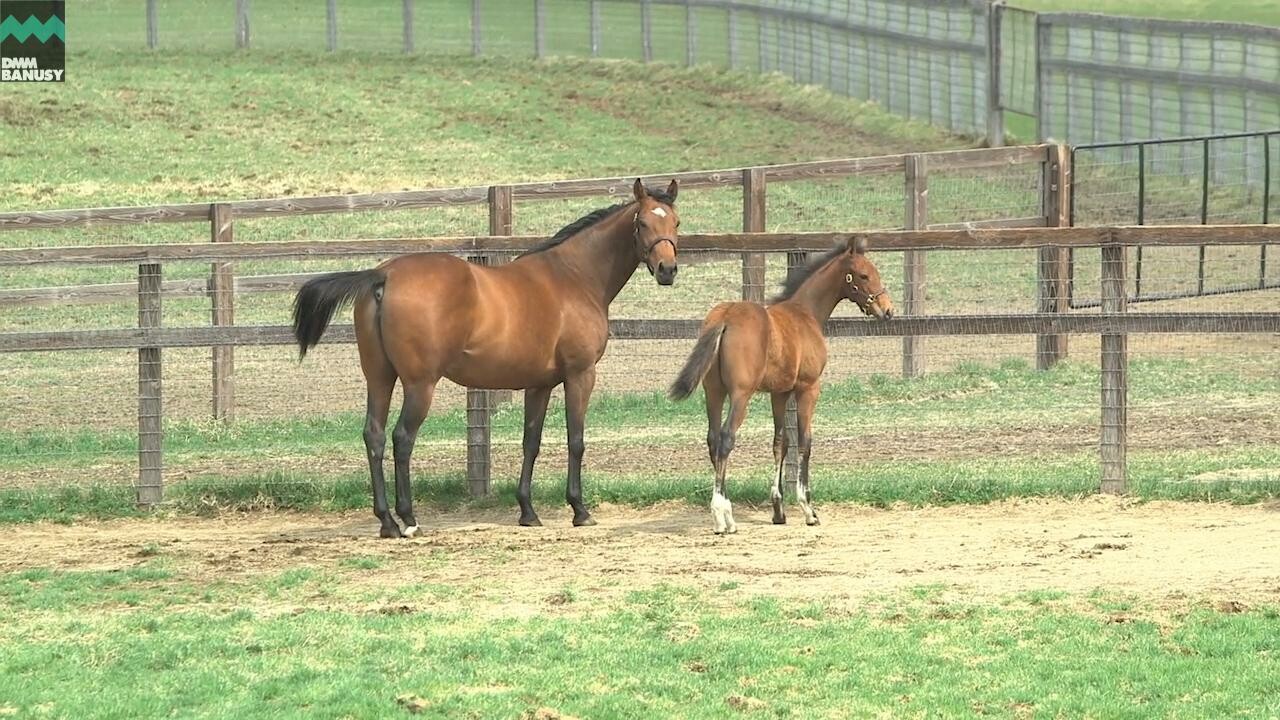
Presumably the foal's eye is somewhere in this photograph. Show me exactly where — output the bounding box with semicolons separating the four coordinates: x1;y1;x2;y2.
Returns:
859;274;870;281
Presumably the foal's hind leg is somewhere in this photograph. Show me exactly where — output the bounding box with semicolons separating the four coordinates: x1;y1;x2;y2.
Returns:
794;383;821;526
391;379;438;538
769;391;791;525
711;391;751;535
360;359;402;539
703;379;726;472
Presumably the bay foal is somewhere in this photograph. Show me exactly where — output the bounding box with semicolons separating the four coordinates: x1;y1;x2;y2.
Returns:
669;238;893;534
293;180;680;538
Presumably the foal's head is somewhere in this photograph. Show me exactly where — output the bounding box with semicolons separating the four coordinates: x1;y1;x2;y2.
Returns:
631;178;680;285
841;237;894;320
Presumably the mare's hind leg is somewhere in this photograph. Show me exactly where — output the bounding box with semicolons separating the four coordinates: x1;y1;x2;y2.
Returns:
769;391;791;525
794;383;821;526
516;385;554;527
711;391;751;535
391;379;438;538
362;373;400;539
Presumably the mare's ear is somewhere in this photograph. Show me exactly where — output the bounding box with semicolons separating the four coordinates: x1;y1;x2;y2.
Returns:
633;178;648;203
665;179;679;203
848;236;869;255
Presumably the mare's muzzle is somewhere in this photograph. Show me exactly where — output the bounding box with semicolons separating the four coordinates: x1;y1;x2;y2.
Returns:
645;237;678;285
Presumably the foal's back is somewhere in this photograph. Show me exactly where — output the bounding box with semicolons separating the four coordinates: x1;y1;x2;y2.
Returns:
704;299;826;395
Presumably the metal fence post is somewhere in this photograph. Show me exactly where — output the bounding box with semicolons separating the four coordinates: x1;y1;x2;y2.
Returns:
1100;242;1128;494
903;154;928;378
534;0;546;59
235;0;250;49
466;248;496;497
685;0;696;66
146;0;158;49
641;0;653;63
741;168;767;302
727;7;738;69
403;0;414;53
210;204;235;422
326;0;338;52
137;263;163;506
589;0;601;57
1036;145;1070;368
986;0;1005;147
471;0;482;56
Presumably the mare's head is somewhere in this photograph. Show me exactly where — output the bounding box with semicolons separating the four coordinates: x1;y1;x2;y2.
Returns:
840;237;894;320
631;178;680;285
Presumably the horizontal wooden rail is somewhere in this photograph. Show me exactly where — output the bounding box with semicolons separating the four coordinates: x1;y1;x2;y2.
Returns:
2;225;1277;266
4;313;1277;353
0;145;1050;231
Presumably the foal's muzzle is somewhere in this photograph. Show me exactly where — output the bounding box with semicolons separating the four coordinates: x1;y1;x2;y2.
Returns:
644;237;678;285
655;261;677;285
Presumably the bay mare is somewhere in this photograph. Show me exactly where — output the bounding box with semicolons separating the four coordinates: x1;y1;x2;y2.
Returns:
293;180;680;538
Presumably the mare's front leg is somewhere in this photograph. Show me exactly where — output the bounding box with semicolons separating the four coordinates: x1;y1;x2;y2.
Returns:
563;367;598;527
794;383;821;526
516;386;554;527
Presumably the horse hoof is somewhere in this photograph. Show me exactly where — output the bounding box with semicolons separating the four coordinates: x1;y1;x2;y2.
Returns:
806;517;821;527
402;525;420;538
519;516;543;527
572;515;597;528
772;514;787;525
379;525;403;539
726;526;738;535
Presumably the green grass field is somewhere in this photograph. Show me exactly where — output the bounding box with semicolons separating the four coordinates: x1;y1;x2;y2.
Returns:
2;6;1279;717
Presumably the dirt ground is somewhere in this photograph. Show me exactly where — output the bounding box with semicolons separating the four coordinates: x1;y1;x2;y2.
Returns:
4;498;1277;614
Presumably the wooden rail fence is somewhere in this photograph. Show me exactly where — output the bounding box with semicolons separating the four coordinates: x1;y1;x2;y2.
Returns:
3;225;1280;506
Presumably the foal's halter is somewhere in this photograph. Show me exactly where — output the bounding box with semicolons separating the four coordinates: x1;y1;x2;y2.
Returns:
846;272;885;313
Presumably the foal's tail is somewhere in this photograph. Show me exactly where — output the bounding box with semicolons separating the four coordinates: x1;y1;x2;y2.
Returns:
292;269;385;359
668;323;726;401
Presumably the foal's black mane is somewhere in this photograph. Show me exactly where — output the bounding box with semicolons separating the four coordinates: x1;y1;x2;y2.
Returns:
518;187;677;258
769;244;847;303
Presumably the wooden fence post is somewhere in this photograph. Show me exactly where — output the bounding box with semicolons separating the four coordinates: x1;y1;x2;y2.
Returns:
1037;144;1070;369
534;0;546;59
235;0;250;49
986;0;1005;147
589;0;601;57
471;0;482;56
641;0;653;63
137;263;163;506
488;185;514;406
1100;242;1128;494
210;204;235;422
326;0;338;52
902;154;928;378
403;0;414;53
741;168;767;301
146;0;158;49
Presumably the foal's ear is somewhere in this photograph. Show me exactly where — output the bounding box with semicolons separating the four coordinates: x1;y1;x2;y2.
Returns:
633;178;648;202
848;236;869;255
665;179;679;203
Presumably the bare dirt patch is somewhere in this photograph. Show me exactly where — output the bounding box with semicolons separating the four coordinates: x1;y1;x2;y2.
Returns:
2;498;1277;614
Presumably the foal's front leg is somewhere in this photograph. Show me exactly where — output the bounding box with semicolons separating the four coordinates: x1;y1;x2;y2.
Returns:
794;384;821;526
769;392;791;525
563;367;598;527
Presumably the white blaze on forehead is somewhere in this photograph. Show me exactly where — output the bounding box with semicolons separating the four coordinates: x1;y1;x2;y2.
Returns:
650;207;668;218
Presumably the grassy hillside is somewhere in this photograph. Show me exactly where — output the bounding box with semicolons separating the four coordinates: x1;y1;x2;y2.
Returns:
1012;0;1278;26
0;52;959;212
